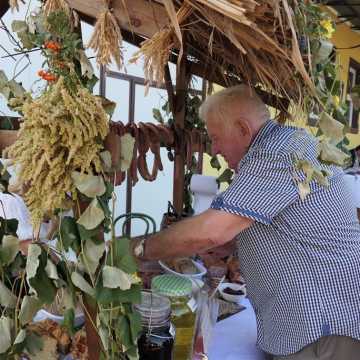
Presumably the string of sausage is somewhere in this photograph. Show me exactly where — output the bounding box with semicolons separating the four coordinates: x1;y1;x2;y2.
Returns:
125;122;139;186
105;121;126;186
137;122;158;181
106;121;206;183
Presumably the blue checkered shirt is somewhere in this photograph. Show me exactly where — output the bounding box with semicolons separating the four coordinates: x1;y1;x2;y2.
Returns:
211;120;360;356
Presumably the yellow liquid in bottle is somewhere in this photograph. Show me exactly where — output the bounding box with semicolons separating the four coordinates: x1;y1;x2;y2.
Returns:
170;297;196;360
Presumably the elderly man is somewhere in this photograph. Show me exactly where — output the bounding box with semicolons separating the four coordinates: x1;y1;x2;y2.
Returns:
132;85;360;359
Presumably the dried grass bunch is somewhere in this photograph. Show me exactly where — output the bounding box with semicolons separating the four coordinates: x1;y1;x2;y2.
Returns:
43;0;70;18
133;0;315;109
87;1;123;69
5;77;109;228
131;1;193;86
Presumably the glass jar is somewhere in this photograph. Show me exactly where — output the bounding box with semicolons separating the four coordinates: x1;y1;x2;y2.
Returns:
152;275;196;360
134;291;175;360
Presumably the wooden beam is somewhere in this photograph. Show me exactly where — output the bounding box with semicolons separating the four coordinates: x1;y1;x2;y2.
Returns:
68;0;169;39
0;2;9;19
164;64;175;114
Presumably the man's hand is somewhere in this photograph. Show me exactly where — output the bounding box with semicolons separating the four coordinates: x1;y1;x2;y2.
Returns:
199;239;237;258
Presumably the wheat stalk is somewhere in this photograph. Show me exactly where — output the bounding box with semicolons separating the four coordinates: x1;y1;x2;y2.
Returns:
87;4;123;69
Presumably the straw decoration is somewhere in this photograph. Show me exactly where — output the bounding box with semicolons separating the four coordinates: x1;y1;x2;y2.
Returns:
9;0;24;12
130;2;193;86
87;0;123;69
127;0;322;113
139;0;313;110
43;0;71;18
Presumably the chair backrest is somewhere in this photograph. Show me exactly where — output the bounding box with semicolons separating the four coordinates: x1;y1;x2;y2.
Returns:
113;212;157;237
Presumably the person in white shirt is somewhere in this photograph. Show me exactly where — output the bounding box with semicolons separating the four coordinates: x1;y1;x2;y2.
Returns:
0;159;53;254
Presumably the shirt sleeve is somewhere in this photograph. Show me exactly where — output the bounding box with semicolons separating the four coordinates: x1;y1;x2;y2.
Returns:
0;193;53;240
210;152;299;225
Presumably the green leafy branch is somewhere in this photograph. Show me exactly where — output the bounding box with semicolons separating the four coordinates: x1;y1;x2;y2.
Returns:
0;5;142;359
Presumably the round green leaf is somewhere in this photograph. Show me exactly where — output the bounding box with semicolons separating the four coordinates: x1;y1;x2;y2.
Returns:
59;216;80;252
318;139;349;166
45;259;59;280
11;20;28;33
14;329;26;345
71;172;106;198
0;317;13;354
318;112;344;144
71;272;95;298
0;280;17;308
26;244;41;281
120;134;135;171
80;238;105;275
0;235;19;265
102;265;138;290
77;198;105;230
19;296;42;326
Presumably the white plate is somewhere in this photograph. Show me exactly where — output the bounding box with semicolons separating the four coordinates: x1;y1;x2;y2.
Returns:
33;309;85;328
218;282;246;304
159;259;207;280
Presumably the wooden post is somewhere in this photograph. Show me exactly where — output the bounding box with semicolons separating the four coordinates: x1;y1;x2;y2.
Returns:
172;43;190;216
75;201;102;360
83;295;101;360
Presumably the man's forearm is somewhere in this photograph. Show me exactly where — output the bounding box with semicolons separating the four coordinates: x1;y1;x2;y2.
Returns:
142;213;218;261
138;209;253;261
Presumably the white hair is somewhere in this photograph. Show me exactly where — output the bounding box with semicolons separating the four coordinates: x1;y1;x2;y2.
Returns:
199;85;270;129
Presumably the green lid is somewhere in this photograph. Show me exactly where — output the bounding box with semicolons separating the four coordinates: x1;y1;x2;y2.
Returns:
152;274;192;297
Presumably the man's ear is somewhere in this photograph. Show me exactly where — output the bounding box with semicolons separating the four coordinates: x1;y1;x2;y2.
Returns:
235;119;252;140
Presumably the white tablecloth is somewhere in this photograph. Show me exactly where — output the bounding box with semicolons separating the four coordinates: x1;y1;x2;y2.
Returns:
344;174;360;207
208;298;266;360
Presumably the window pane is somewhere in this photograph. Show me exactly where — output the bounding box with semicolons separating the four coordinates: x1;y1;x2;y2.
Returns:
105;77;130;123
107;41;146;78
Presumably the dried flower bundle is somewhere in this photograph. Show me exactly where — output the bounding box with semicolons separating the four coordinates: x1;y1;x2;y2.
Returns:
5;77;109;227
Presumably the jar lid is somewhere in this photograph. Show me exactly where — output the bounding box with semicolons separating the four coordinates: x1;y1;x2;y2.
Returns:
134;291;171;327
151;274;192;297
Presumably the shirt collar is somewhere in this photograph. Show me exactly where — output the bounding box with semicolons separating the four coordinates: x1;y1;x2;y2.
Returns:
236;119;277;172
248;119;277;151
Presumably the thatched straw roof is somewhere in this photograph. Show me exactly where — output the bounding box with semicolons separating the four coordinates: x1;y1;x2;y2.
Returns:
67;0;316;115
135;1;313;108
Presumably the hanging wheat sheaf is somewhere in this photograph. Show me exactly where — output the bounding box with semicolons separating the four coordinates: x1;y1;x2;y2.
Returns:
87;0;124;69
43;0;71;17
9;0;22;12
